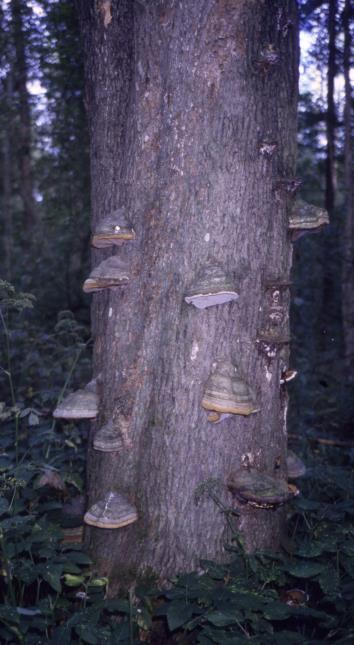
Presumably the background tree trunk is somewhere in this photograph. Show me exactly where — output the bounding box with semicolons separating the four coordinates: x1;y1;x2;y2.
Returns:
11;0;36;233
77;0;299;587
1;73;13;280
325;0;336;216
342;0;354;379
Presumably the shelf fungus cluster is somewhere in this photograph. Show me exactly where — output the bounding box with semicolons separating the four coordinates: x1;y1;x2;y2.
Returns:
84;491;138;529
228;470;299;509
289;199;329;241
91;211;135;248
83;256;130;293
53;379;98;420
202;360;259;419
185;264;239;309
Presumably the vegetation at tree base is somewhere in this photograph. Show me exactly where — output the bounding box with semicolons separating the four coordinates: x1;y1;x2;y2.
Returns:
0;0;353;642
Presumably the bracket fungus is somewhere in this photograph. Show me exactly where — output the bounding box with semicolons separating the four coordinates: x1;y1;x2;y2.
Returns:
185;264;239;309
53;379;98;420
287;450;306;479
83;256;129;293
84;491;138;529
202;360;259;417
228;470;298;509
91;211;135;248
93;420;126;452
280;369;297;384
289;199;329;241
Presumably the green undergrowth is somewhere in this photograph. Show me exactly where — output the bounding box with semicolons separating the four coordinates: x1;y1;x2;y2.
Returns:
0;283;353;643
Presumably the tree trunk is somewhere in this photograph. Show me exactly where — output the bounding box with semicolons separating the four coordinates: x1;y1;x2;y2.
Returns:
2;73;14;280
342;0;354;379
77;0;299;587
11;0;36;233
325;0;336;215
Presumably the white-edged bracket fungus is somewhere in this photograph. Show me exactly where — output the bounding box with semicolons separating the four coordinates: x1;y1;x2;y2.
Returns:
91;211;135;248
93;420;126;452
228;469;299;509
84;491;138;529
287;450;306;479
83;256;129;293
289;199;329;241
185;264;239;309
53;379;98;420
202;360;259;418
280;369;297;384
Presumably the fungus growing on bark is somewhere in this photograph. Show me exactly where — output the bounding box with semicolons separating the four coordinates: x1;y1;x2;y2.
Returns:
280;369;297;384
287;450;306;479
93;420;126;452
228;469;298;508
185;264;239;309
91;211;135;248
53;379;98;419
83;256;129;293
202;360;259;417
257;45;280;71
289;198;329;241
207;411;233;424
259;140;278;157
84;491;138;529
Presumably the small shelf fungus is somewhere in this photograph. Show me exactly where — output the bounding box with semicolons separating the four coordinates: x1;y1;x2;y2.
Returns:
228;469;299;509
289;199;329;241
84;491;138;529
280;369;297;384
83;256;129;293
53;379;98;420
287;450;306;479
91;211;135;248
202;360;259;418
93;420;125;452
185;264;239;309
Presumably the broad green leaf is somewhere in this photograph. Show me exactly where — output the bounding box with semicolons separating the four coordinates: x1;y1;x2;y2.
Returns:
167;601;194;631
285;561;326;578
206;609;240;627
63;573;85;587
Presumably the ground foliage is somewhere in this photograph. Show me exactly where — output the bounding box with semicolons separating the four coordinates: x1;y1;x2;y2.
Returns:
0;286;353;643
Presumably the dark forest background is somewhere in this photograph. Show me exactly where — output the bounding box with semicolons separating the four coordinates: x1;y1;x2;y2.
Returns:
0;1;353;643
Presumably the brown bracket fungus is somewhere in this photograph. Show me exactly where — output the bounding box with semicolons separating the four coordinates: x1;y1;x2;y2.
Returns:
287;450;306;479
83;256;130;293
185;264;239;309
280;369;297;384
91;211;135;248
84;491;138;529
202;360;259;417
289;199;329;241
53;379;98;420
228;469;298;509
93;420;125;452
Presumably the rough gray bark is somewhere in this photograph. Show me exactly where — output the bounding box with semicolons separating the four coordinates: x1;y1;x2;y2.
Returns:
77;0;299;586
342;0;354;377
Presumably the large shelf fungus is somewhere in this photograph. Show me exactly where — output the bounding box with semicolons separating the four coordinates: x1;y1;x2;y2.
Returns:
202;360;259;418
91;211;135;248
289;199;329;241
185;264;239;309
84;491;138;529
53;379;98;420
228;469;299;509
83;256;130;293
93;420;126;452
